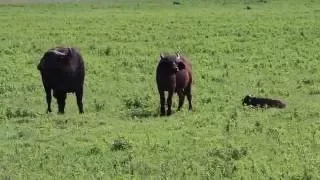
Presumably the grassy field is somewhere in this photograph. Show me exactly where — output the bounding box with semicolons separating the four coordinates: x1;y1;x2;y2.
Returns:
0;0;320;179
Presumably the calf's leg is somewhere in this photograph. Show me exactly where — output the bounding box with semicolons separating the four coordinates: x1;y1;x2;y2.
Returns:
185;84;193;111
177;90;185;111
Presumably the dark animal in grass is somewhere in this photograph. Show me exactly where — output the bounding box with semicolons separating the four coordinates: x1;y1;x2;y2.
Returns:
37;47;85;114
173;1;181;5
156;53;193;116
242;95;286;109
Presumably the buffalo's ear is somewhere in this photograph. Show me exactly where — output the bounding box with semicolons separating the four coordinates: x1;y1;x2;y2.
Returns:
177;61;185;70
242;95;249;105
37;56;46;71
242;98;246;105
37;63;42;71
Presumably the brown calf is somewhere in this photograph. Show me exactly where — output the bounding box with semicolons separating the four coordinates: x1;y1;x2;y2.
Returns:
156;53;193;116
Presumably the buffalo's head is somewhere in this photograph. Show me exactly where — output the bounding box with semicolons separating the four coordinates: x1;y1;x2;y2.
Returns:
159;53;185;73
50;47;72;66
38;47;73;73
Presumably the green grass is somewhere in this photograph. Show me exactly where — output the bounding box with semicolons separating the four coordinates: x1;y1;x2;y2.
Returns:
1;0;320;179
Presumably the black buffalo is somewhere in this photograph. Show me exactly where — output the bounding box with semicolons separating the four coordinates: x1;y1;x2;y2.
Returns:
242;95;286;109
37;47;85;114
156;53;193;116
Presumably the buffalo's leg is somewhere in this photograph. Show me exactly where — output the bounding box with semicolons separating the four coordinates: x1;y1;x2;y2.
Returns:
76;88;84;114
185;84;193;111
56;91;67;114
177;90;185;111
167;91;174;116
45;86;52;113
159;90;166;116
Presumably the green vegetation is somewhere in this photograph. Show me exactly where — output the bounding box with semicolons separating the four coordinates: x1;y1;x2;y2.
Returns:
0;0;320;179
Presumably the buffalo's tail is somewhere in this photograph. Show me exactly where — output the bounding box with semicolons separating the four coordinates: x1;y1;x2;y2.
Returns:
37;63;41;71
278;101;286;108
272;100;286;108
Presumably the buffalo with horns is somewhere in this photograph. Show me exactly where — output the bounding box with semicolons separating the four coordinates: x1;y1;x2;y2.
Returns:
37;47;85;114
156;53;193;116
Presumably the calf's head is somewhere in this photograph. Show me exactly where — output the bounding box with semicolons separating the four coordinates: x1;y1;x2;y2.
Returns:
159;53;185;73
242;94;252;105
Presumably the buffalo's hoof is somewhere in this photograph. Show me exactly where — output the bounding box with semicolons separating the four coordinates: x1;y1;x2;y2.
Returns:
160;109;166;116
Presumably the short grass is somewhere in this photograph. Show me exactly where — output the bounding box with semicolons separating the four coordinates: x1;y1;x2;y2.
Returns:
0;0;320;179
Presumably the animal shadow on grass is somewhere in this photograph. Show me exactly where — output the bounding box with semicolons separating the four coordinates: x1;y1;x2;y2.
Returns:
173;1;181;5
110;137;132;151
123;96;157;119
128;109;158;119
6;107;39;119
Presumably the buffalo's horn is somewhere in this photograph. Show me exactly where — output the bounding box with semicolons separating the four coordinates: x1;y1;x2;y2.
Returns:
49;49;67;56
160;53;164;59
67;47;72;55
176;53;181;60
